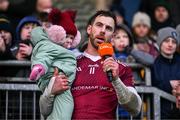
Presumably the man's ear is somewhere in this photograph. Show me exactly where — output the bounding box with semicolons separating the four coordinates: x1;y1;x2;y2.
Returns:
87;25;92;35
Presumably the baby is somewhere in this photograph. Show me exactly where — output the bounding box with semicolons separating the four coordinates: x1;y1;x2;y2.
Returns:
30;24;80;119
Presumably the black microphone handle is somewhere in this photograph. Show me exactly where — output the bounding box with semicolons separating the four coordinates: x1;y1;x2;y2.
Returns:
106;70;113;82
103;55;113;82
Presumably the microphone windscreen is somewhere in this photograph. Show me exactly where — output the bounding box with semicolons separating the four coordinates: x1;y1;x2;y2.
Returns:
98;42;114;57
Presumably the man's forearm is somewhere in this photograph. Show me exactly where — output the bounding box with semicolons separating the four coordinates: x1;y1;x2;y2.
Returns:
39;77;55;118
112;78;142;116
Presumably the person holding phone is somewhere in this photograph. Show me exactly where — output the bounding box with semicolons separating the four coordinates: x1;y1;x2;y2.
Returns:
11;16;40;60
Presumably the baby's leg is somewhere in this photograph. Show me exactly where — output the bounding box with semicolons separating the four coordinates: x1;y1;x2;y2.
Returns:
30;64;46;81
47;89;74;120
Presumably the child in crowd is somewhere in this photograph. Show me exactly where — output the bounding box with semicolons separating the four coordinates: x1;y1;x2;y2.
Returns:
30;8;81;119
11;16;41;60
132;12;159;65
111;24;135;63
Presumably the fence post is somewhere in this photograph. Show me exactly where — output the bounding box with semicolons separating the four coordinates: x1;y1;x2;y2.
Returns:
153;94;161;120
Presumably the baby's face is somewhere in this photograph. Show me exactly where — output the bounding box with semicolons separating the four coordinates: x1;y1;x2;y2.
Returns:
63;34;75;49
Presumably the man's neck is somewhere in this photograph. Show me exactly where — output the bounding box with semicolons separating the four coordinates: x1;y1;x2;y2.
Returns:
85;40;99;56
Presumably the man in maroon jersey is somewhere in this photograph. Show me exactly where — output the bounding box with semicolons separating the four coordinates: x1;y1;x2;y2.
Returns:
40;10;142;119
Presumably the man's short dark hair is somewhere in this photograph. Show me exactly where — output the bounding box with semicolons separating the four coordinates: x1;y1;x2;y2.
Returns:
87;10;117;29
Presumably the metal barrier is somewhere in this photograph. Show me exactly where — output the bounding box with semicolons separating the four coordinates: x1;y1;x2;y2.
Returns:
0;61;176;120
0;83;176;120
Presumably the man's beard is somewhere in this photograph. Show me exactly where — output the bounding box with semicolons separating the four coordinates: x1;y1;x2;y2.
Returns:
89;34;98;50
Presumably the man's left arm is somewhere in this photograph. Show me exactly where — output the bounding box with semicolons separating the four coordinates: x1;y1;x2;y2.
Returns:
112;77;142;116
103;57;142;116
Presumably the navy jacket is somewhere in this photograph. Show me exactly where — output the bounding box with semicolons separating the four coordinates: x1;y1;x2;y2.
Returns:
151;53;180;119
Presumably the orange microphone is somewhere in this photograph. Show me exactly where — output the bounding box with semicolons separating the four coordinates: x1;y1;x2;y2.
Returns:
98;42;114;82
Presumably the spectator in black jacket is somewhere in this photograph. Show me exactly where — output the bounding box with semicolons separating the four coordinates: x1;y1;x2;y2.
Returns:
151;27;180;119
0;15;14;60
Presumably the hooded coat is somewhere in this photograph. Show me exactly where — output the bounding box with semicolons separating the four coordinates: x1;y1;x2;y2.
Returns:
31;27;76;119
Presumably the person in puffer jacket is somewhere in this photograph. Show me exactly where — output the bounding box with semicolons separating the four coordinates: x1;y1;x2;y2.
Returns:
151;27;180;119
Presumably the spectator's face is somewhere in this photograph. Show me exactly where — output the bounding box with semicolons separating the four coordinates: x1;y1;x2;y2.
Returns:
20;23;37;40
0;30;12;46
155;6;169;23
0;0;9;11
42;21;52;31
160;37;177;56
111;29;129;52
36;0;52;13
87;16;115;49
63;34;75;49
133;24;149;38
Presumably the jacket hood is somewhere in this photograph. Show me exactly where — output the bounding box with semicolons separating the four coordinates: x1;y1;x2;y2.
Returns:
16;16;40;42
116;24;134;48
31;27;48;46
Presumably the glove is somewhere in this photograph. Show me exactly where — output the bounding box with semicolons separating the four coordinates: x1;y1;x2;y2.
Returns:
29;64;46;81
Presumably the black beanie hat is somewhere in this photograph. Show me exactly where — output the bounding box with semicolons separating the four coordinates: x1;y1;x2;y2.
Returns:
0;16;13;35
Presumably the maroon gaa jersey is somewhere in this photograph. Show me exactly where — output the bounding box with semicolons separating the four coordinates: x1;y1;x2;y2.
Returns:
71;53;134;119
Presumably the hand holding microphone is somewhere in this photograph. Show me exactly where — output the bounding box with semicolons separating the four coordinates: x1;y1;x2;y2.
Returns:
98;42;119;82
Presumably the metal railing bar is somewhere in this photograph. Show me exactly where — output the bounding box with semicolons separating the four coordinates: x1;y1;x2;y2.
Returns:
0;84;39;91
5;90;8;120
153;94;161;120
0;77;31;82
33;91;36;120
135;86;176;102
19;91;22;120
0;60;31;66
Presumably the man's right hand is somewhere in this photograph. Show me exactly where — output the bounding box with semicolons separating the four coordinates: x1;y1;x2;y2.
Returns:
51;74;69;95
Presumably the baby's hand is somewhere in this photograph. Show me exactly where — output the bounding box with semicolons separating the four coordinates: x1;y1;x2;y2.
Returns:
29;64;46;81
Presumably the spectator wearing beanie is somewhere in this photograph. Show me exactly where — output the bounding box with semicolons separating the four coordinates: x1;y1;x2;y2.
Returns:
151;27;180;119
151;0;175;32
0;15;18;79
132;12;159;65
11;16;41;61
0;15;15;60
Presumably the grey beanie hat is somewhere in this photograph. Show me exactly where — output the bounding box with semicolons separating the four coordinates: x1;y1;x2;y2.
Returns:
157;27;179;47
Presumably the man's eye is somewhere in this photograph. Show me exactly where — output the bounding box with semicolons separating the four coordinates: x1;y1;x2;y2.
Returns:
106;26;113;31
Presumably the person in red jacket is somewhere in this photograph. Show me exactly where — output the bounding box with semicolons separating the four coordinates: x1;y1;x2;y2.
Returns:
39;10;142;119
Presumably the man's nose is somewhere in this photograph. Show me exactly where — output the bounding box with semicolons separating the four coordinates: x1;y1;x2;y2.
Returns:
100;26;106;34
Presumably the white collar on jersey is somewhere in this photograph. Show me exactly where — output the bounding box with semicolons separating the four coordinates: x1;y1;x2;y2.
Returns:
83;52;101;62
